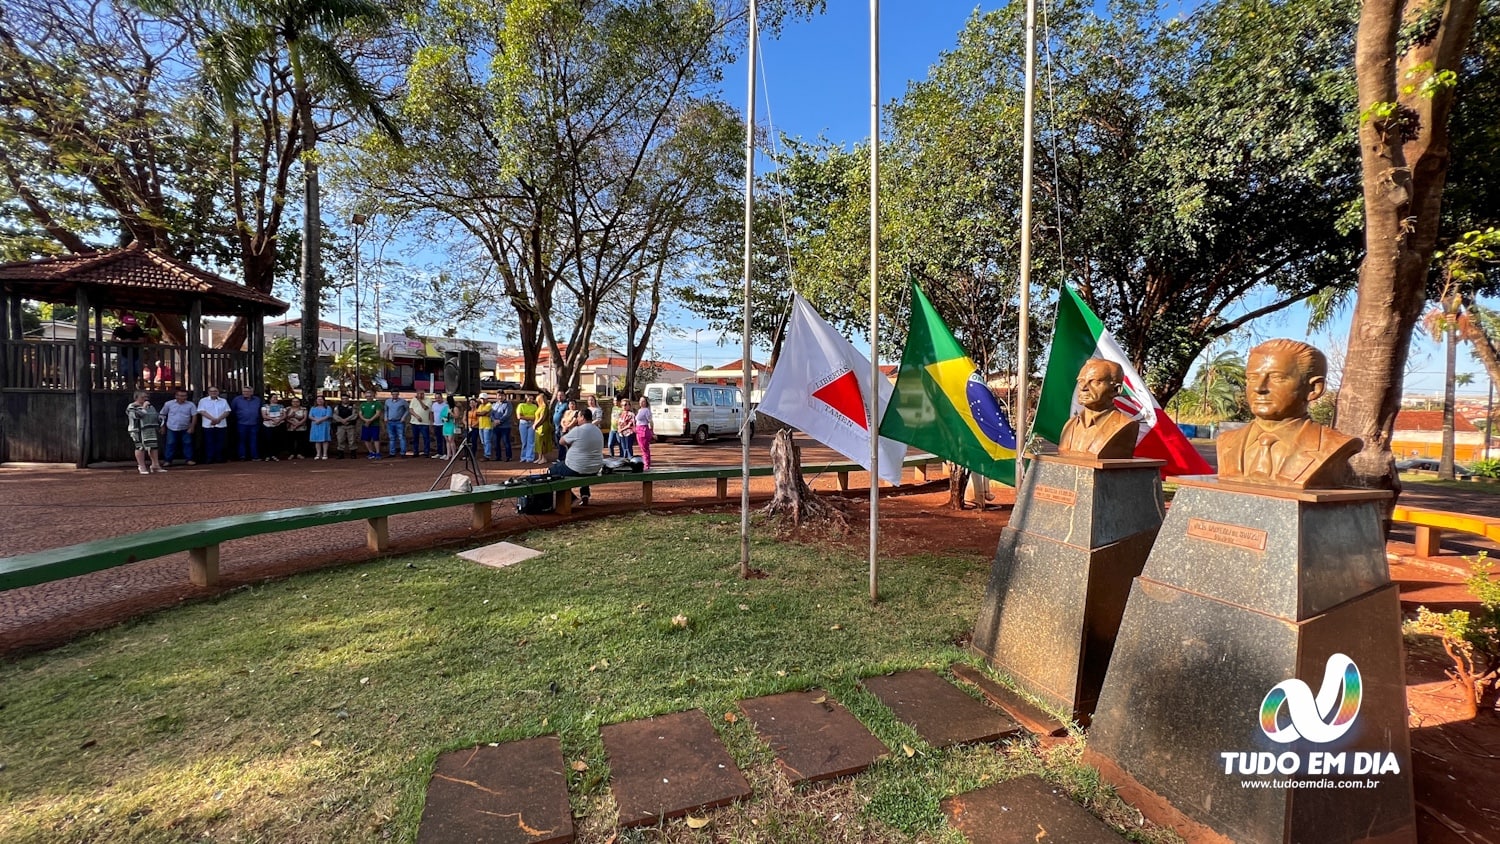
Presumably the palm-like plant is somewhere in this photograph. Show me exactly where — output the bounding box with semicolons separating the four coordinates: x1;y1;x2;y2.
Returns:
328;340;388;393
190;0;400;402
1187;349;1248;423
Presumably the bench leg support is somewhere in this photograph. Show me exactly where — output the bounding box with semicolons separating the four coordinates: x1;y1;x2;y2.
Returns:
472;501;493;530
556;490;573;516
642;481;653;506
189;545;220;587
837;471;850;492
367;516;390;553
1414;525;1443;557
716;477;728;500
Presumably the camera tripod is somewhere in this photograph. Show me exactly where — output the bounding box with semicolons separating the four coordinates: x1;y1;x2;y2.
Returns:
429;434;487;491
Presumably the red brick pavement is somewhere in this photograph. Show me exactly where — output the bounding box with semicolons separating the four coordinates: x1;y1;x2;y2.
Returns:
0;434;907;656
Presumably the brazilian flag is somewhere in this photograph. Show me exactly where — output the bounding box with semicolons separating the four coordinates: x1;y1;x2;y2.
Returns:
879;282;1018;485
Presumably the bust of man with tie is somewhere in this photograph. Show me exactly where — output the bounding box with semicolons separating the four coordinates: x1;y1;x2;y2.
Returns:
1216;339;1361;489
1057;358;1140;459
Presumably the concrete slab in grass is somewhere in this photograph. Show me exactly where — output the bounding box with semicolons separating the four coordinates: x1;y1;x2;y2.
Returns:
417;736;573;844
942;775;1125;844
738;690;888;784
458;541;544;570
601;709;752;828
862;669;1021;748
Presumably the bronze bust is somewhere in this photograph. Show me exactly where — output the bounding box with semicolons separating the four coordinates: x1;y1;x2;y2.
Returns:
1216;339;1361;489
1057;358;1140;459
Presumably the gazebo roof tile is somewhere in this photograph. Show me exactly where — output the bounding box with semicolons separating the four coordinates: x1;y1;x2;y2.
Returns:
0;242;288;315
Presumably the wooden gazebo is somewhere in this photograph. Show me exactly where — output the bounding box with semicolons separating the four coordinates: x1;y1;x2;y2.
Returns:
0;243;288;466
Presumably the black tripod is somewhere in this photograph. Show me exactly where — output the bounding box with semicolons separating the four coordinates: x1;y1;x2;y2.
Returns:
429;434;487;491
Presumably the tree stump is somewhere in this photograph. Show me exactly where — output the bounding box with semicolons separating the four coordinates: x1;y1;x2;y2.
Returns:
948;465;971;510
763;429;844;528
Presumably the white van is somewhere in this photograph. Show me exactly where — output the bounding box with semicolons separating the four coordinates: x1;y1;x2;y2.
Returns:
643;382;751;443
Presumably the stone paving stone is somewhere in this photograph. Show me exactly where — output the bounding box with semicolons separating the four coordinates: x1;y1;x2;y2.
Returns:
738;690;888;784
457;541;543;569
601;709;752;828
417;736;573;844
861;669;1021;748
942;775;1125;843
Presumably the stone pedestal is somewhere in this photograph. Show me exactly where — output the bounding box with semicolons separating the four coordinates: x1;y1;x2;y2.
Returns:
1087;478;1416;844
971;454;1166;723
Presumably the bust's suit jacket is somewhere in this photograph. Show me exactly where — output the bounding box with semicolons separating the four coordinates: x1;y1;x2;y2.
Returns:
1217;419;1361;488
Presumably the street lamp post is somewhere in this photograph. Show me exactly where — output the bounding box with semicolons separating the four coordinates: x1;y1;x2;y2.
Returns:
694;328;702;372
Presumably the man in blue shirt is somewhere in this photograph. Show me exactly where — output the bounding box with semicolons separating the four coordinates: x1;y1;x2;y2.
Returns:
491;393;515;462
159;389;198;466
384;390;410;457
230;386;264;461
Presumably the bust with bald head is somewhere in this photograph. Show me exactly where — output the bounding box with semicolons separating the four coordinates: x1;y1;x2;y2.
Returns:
1216;339;1361;489
1056;358;1140;459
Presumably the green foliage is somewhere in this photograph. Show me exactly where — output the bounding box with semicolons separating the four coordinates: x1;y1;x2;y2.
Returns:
687;0;1365;399
1467;457;1500;478
1405;553;1500;714
262;335;300;394
328;339;388;393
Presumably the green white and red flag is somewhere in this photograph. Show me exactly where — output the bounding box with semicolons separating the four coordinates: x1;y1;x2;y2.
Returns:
1034;286;1213;477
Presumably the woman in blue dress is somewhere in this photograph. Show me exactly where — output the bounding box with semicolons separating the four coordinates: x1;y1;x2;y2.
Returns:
308;394;333;460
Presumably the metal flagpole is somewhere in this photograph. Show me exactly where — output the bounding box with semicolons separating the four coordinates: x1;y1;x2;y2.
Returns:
739;0;758;579
1015;0;1037;490
868;0;881;602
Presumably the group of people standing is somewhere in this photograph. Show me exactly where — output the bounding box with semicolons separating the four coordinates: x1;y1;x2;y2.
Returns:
126;385;659;473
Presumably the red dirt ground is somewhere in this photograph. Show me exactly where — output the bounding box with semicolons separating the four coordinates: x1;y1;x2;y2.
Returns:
2;442;1497;842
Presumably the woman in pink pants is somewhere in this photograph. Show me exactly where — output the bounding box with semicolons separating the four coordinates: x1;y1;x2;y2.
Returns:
635;396;654;470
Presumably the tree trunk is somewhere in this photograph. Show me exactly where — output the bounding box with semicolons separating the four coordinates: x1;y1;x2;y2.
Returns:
291;47;321;403
763;429;842;528
948;465;971;510
1440;314;1458;479
1334;0;1481;493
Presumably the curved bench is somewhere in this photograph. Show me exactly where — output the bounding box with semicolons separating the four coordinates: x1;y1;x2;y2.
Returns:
1391;504;1500;557
0;455;945;592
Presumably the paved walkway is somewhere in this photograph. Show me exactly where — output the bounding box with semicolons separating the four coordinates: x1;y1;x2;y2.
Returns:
0;433;881;655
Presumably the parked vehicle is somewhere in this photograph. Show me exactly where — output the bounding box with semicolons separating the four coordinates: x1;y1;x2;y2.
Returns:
643;381;752;443
1396;458;1473;479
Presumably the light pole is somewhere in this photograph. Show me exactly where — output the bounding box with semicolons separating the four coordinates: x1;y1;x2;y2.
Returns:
350;213;366;394
694;328;702;373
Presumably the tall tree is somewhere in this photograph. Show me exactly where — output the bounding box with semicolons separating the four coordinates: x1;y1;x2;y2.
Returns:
1334;0;1482;489
197;0;399;397
355;0;800;394
686;0;1366;401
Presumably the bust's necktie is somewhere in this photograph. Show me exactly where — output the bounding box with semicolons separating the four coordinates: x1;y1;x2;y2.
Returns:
1248;432;1278;477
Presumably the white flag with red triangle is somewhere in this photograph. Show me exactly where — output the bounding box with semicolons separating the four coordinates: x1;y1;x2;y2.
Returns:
757;295;907;485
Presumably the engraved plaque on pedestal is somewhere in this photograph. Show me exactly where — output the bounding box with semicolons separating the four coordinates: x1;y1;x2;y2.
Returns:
971;454;1165;723
1086;478;1416;844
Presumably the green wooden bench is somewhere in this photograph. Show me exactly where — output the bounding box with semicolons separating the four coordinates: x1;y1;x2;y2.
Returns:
0;454;946;592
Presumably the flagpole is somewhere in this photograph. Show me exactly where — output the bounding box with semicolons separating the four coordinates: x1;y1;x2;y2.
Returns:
1015;0;1037;490
739;0;758;579
868;0;881;602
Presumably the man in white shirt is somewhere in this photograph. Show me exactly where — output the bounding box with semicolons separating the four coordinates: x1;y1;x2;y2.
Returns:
553;407;604;504
409;390;434;457
197;386;231;463
160;389;198;466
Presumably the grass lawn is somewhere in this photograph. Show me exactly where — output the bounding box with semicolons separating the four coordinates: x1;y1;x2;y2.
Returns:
0;513;1173;843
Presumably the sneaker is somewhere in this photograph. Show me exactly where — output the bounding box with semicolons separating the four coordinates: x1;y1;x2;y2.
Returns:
186;461;196;466
138;467;150;475
268;456;279;462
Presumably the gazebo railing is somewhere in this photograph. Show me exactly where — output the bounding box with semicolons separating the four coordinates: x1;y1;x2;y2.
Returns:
1;339;252;393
